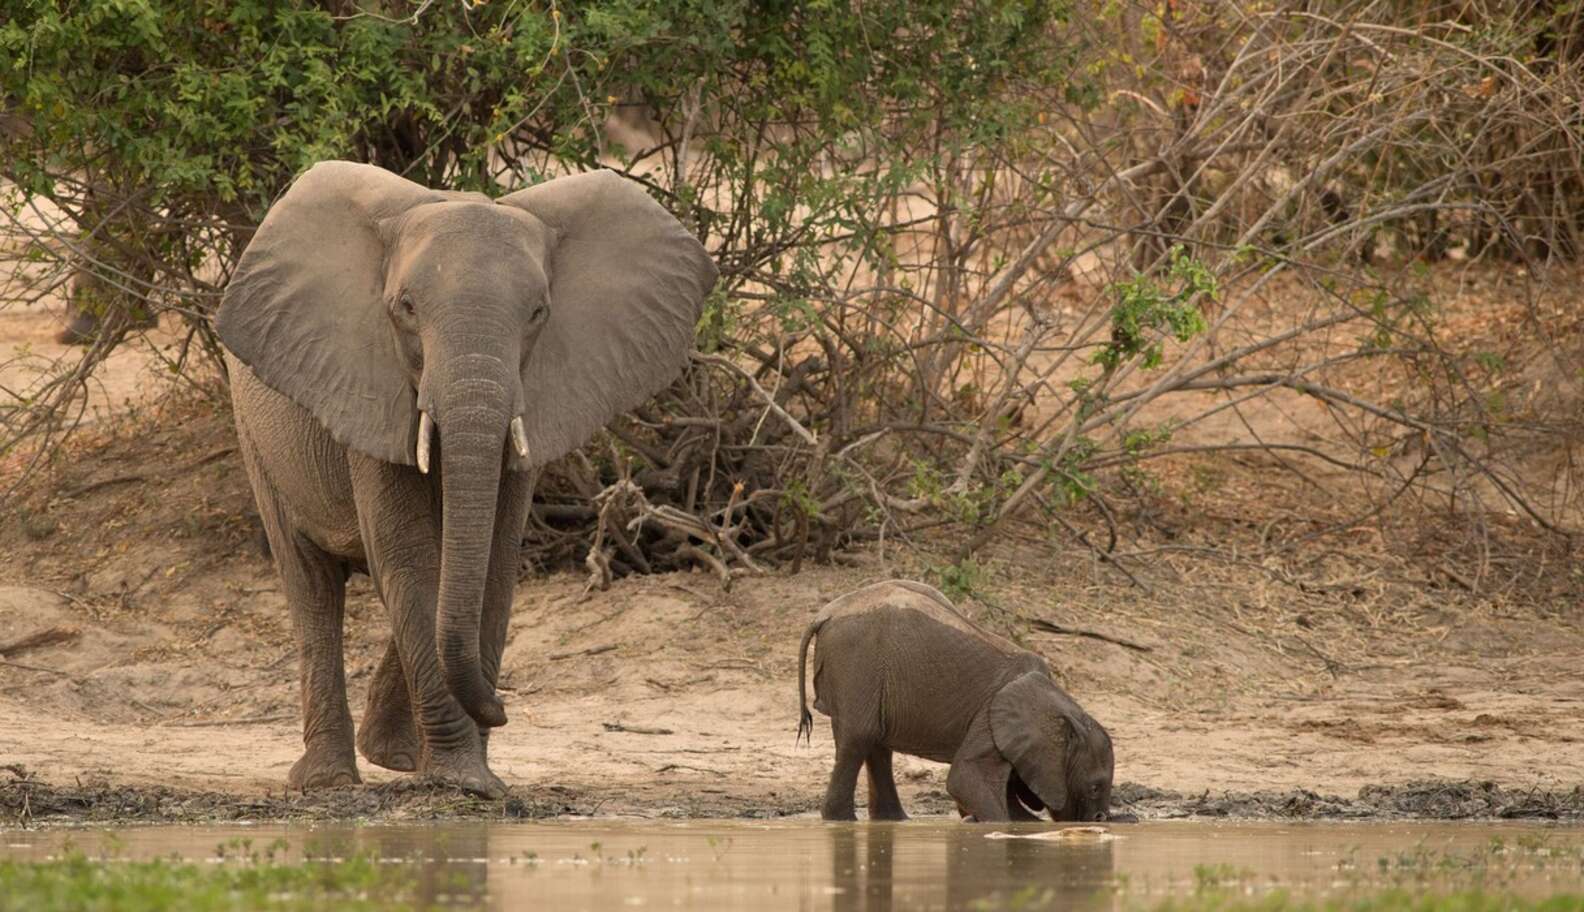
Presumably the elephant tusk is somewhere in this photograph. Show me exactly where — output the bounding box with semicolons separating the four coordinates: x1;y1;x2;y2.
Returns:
509;415;530;461
416;411;434;474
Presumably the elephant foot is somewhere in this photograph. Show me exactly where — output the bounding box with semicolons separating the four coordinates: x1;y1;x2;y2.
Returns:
821;803;858;822
288;744;361;791
420;749;507;800
869;807;909;822
357;711;420;772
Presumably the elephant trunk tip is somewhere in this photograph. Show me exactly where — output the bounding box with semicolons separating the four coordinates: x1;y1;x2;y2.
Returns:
441;646;508;728
476;696;508;728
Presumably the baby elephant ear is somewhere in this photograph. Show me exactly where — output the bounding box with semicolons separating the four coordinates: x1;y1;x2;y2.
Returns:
497;171;718;467
217;161;446;465
989;671;1073;816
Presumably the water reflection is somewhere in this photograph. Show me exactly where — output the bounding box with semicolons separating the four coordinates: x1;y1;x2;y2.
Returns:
830;824;1115;911
947;830;1114;910
2;819;1580;911
830;825;893;912
304;821;493;908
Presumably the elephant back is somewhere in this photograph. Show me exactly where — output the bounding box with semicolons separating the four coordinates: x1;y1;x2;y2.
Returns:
812;580;1039;762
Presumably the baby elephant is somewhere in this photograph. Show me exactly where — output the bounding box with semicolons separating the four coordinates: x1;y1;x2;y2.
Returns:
797;580;1114;822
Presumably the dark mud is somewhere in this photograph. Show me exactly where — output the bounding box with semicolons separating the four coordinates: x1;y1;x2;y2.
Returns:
4;771;1579;826
1114;780;1584;821
0;776;584;826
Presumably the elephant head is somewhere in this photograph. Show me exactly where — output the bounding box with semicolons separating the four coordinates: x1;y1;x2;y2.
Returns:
989;672;1115;822
218;161;717;727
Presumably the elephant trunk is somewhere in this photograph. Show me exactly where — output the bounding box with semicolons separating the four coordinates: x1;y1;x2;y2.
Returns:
432;348;517;729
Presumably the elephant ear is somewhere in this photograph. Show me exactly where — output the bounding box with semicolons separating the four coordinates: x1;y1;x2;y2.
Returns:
217;160;454;465
497;171;718;467
989;671;1074;815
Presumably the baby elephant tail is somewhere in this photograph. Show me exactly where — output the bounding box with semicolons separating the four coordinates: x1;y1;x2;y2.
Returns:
797;616;825;745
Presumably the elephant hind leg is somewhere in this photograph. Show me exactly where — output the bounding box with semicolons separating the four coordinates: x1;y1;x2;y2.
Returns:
234;422;359;791
821;735;868;821
865;746;908;821
357;639;419;772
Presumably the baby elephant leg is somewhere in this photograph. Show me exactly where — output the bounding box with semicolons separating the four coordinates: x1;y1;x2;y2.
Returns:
821;737;868;821
865;746;908;821
946;754;1013;823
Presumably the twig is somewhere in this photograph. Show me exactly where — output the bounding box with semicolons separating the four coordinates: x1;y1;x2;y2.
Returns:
548;643;618;661
1291;633;1346;679
57;446;236;499
0;626;79;658
0;659;76;677
656;763;724;775
601;722;675;735
643;674;714;691
569;607;626;635
1028;619;1154;653
690;352;818;445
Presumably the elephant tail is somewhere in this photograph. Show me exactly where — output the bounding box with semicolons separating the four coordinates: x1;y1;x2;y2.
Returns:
797;615;825;745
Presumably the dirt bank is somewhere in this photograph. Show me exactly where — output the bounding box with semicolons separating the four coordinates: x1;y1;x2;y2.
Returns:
5;772;1582;826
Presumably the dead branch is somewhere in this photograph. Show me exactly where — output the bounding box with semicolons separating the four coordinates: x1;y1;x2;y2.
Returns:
0;627;80;659
1028;619;1155;653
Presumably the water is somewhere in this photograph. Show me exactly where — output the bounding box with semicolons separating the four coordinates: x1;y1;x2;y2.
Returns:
3;819;1583;909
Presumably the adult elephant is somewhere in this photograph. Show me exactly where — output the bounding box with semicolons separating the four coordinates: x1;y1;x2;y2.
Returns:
219;161;717;797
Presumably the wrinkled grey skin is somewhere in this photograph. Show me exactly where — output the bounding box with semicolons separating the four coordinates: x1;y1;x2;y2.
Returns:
797;580;1114;822
219;161;717;797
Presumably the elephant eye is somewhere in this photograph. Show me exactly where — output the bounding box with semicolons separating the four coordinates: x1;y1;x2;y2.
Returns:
530;303;549;323
399;294;416;316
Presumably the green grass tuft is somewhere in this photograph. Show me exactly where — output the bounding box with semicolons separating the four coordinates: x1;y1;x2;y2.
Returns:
0;849;432;912
1147;891;1584;912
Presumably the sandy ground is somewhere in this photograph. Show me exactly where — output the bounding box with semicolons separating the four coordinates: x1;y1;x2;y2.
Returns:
2;292;1583;822
2;540;1581;820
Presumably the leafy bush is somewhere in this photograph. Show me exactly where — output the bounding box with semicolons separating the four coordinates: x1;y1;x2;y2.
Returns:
4;0;1581;582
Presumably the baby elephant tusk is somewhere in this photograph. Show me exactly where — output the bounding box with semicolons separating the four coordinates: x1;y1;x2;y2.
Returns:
509;415;530;461
416;411;434;474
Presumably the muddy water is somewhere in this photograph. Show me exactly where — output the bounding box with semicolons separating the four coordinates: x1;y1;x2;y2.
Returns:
3;820;1583;909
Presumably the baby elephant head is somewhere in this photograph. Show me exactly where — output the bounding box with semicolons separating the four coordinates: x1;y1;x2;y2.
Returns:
989;672;1115;822
218;162;717;728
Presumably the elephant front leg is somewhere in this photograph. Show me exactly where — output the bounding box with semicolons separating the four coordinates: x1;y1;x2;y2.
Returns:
272;531;361;790
383;566;505;799
946;754;1014;823
476;471;534;766
351;459;504;799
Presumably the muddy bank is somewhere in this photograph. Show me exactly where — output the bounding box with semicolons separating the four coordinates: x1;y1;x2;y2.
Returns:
0;771;822;826
1114;780;1584;821
5;773;1579;826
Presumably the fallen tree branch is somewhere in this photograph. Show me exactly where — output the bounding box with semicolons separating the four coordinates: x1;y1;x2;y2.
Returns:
0;626;79;658
1028;619;1154;653
57;446;237;500
549;643;618;661
601;722;675;735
